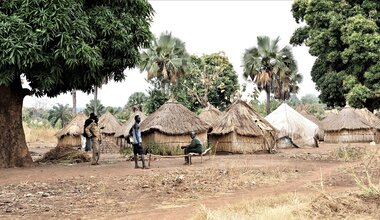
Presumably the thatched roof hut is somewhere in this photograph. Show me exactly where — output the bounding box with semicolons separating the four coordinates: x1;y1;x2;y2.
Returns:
114;111;146;138
98;112;122;153
199;103;223;128
99;112;122;135
300;110;324;141
209;100;277;153
265;103;319;148
322;106;379;143
55;113;87;148
140;99;210;153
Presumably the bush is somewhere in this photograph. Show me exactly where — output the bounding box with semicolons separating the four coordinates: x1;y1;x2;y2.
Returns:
333;145;366;162
145;144;182;156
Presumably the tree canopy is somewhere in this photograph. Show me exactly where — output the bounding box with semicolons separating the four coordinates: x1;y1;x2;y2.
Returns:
243;36;301;114
290;0;380;110
0;0;154;96
0;0;154;167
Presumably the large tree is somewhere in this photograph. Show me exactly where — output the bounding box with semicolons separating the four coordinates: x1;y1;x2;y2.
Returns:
139;31;190;96
0;0;153;167
290;0;380;110
242;36;299;114
172;52;240;112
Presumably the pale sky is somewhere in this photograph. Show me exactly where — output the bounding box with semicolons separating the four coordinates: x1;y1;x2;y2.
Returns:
23;0;318;109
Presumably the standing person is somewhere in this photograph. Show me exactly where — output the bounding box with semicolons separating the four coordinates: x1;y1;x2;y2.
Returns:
83;113;96;152
181;131;203;165
85;115;102;165
129;115;149;169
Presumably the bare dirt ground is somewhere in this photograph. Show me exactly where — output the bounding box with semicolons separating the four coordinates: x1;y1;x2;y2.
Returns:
1;142;379;219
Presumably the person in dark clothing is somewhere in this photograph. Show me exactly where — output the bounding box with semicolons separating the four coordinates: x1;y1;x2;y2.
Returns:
83;113;97;151
129;115;149;169
181;131;203;165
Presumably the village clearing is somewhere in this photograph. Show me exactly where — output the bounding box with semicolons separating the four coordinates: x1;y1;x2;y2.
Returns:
1;142;379;220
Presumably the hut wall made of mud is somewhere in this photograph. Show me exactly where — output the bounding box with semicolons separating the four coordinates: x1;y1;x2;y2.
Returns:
209;133;266;154
142;131;207;153
57;135;82;148
324;129;374;143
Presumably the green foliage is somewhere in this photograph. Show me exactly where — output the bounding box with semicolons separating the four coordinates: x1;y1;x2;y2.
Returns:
84;99;105;116
250;99;281;117
333;145;366;162
0;0;154;96
139;31;190;95
290;0;380;110
126;92;147;111
171;52;240;112
242;36;301;115
48;104;72;128
145;144;182;156
144;84;169;114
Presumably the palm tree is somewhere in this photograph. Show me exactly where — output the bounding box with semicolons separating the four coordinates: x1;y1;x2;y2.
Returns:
126;92;148;110
48;104;72;128
84;99;105;116
243;36;299;114
139;32;190;96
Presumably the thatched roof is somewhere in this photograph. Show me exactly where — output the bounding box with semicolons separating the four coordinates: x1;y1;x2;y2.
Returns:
355;108;380;129
55;113;87;138
322;107;379;131
114;111;146;138
99;112;122;135
300;110;323;128
199;103;223;126
140;99;210;135
210;100;276;136
265;103;319;147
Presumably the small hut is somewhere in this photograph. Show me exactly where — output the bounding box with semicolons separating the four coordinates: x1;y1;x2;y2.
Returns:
114;111;146;147
140;99;210;153
55;113;87;148
355;108;380;143
98;112;122;153
209;100;277;153
322;107;379;143
199;103;223;130
300;110;325;141
265;103;319;148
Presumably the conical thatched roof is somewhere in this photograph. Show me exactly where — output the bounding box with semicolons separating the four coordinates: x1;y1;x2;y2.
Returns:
355;108;380;129
140;99;210;135
322;107;377;131
99;112;122;134
210;100;276;136
55;113;87;138
114;111;147;138
265;103;318;147
199;103;223;127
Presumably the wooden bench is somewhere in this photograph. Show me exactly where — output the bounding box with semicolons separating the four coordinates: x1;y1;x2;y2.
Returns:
187;147;212;165
147;147;212;166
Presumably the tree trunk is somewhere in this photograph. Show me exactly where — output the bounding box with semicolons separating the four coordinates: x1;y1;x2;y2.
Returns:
266;86;271;115
94;86;98;115
71;90;77;116
0;78;33;168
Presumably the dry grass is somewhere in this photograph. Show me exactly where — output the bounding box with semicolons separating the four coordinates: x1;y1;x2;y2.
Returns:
194;192;379;220
24;124;58;144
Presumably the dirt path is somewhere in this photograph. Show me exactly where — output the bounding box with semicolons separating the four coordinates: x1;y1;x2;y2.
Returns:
1;143;378;219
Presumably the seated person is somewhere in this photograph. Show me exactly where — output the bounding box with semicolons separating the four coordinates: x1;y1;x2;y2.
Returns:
181;131;203;164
